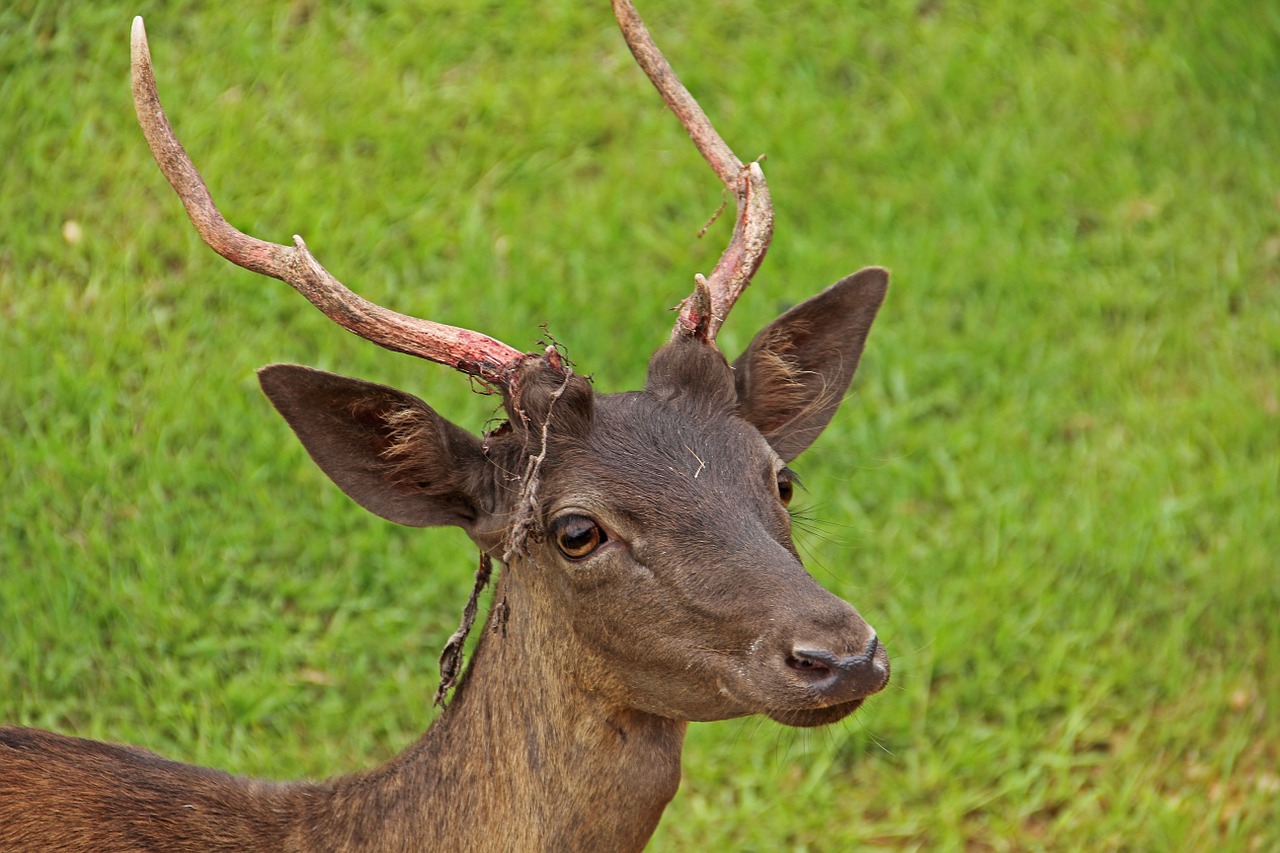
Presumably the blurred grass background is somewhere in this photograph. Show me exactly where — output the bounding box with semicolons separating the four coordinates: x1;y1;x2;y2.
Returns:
2;0;1278;849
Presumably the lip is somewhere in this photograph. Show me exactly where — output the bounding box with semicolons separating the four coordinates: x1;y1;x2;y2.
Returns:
764;696;868;728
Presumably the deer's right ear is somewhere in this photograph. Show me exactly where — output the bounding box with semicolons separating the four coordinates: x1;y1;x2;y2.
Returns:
257;365;490;530
732;267;888;462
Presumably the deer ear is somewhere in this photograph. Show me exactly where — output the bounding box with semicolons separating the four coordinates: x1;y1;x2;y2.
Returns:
257;364;490;530
732;267;888;462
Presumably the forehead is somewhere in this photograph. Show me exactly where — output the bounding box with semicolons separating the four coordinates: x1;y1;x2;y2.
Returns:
558;390;781;495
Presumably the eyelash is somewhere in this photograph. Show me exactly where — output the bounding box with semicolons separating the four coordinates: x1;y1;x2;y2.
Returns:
777;468;800;506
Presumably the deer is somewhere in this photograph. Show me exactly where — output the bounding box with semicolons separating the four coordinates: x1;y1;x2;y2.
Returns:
0;2;891;851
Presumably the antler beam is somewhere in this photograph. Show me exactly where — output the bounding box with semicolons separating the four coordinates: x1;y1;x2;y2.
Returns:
611;0;774;344
130;17;528;390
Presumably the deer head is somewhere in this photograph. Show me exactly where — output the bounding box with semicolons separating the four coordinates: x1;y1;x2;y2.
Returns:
129;1;889;730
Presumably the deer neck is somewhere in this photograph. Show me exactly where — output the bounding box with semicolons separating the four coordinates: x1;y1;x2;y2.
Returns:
312;557;687;852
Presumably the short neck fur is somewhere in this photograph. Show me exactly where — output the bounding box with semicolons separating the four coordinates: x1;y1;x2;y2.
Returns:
303;558;687;852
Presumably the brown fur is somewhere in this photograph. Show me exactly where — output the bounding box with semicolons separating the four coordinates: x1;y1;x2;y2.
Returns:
1;271;890;851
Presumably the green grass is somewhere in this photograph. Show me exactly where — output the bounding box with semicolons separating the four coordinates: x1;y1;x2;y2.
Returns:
3;0;1278;849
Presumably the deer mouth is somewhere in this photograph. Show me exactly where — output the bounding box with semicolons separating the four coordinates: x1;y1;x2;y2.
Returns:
764;697;870;728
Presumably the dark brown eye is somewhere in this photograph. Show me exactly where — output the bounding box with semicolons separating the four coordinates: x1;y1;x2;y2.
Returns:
776;471;795;506
552;514;606;560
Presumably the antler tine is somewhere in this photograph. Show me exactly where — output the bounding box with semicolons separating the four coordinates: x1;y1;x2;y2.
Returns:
611;0;774;345
130;17;528;390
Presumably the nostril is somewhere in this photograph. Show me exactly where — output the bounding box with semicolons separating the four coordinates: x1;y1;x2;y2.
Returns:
786;649;836;679
786;637;888;697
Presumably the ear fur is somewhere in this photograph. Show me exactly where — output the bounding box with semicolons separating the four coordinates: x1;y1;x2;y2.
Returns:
257;364;490;530
732;267;888;461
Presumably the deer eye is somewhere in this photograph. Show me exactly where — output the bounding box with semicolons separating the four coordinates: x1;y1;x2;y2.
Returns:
552;514;607;560
776;470;796;506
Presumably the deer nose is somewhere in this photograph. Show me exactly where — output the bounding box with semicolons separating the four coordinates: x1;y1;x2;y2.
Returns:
786;634;889;701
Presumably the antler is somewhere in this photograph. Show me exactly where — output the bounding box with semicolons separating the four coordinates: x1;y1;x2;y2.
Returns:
611;0;774;344
130;17;528;390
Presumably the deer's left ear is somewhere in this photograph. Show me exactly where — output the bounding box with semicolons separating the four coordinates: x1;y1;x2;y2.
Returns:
732;267;888;462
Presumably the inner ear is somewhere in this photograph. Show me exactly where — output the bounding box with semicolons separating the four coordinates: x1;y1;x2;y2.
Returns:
258;364;491;530
732;267;888;461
